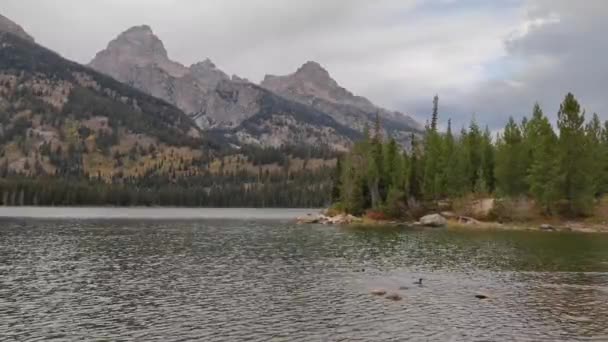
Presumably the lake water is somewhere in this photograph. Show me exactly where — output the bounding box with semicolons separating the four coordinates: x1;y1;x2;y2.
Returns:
1;208;608;341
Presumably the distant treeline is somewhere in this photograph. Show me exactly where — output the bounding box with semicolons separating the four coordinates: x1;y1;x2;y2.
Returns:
334;93;607;217
0;168;333;208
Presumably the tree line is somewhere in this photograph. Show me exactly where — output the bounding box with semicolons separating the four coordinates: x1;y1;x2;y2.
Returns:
0;166;334;208
334;93;607;218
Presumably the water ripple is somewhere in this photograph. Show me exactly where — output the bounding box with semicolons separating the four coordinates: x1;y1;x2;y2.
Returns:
1;218;607;341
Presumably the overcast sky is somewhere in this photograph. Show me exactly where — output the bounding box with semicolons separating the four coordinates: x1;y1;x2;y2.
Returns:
1;0;606;129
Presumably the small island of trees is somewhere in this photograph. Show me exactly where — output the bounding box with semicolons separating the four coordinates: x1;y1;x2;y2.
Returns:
333;93;607;220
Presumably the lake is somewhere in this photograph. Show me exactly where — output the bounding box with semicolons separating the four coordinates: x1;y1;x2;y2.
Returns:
1;208;607;341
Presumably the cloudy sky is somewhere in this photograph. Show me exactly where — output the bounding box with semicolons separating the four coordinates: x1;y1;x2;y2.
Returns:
1;0;606;129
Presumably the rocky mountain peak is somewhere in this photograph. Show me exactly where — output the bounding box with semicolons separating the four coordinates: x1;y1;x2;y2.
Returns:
262;61;352;105
90;25;188;78
189;58;230;88
261;61;423;141
191;58;217;70
107;25;169;61
0;13;34;42
296;61;331;79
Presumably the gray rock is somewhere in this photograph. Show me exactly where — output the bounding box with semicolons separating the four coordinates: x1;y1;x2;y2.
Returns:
540;224;555;231
296;214;321;224
419;214;447;228
370;289;387;296
386;293;403;301
0;14;34;42
297;213;362;225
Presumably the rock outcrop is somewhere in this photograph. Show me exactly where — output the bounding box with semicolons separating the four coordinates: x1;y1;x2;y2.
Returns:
296;213;362;225
0;14;34;42
419;214;448;228
540;224;555;231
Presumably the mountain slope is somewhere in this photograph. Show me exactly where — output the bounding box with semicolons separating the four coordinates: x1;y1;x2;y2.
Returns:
261;61;423;146
0;22;338;207
0;30;212;180
0;14;34;42
234;87;360;151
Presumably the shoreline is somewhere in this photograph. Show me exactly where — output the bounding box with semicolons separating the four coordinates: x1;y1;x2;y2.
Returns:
0;207;320;220
297;212;608;234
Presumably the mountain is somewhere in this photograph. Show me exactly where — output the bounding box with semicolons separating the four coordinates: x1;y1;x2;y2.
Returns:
261;61;422;146
90;26;421;150
0;30;211;182
90;25;263;129
0;14;34;42
0;19;337;207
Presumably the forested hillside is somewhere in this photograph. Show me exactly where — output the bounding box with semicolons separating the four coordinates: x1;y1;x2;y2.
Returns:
335;94;608;218
0;31;336;207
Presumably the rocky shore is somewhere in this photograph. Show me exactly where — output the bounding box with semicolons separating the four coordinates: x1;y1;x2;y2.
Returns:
296;211;608;233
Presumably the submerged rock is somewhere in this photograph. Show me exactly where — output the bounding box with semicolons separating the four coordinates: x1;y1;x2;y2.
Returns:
370;289;387;296
386;293;403;301
475;292;491;300
419;214;447;227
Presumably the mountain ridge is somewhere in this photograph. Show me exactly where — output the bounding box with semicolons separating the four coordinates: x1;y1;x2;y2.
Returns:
89;25;421;149
0;14;34;42
0;15;340;207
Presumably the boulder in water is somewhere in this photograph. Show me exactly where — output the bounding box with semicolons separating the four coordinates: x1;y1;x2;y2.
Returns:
386;293;402;301
475;292;491;300
419;214;447;228
370;289;387;296
296;214;321;224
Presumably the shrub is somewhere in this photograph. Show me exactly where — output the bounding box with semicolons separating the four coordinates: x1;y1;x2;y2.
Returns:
365;210;389;221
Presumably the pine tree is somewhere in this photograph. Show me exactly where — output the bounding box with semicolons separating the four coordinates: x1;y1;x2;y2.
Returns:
422;96;443;200
481;126;496;193
408;134;422;200
526;103;560;213
367;118;384;208
557;93;594;216
495;117;527;196
445;128;469;197
586;113;603;196
464;120;483;192
431;95;439;131
331;157;342;202
438;119;454;197
340;156;365;214
600;120;608;195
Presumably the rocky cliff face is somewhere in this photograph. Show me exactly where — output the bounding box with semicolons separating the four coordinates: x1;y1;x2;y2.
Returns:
89;26;263;130
0;14;34;42
262;61;422;145
90;26;421;150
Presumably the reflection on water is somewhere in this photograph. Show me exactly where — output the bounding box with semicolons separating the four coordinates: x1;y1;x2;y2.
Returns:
1;217;607;341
